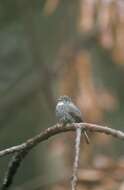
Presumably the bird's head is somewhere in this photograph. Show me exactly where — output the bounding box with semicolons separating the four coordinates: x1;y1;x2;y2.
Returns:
57;95;71;103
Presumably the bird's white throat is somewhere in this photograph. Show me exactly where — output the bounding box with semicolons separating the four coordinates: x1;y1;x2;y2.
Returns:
58;101;64;106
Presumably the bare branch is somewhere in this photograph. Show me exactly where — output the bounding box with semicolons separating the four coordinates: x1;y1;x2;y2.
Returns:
71;127;82;190
0;123;124;158
1;122;124;190
1;149;29;190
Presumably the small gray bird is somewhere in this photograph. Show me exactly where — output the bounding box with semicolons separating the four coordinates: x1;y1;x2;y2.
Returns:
56;95;89;144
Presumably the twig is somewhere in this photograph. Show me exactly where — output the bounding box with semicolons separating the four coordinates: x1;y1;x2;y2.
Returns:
0;122;124;190
71;127;82;190
0;122;124;158
1;149;29;190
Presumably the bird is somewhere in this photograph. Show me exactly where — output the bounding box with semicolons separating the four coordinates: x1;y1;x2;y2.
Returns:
55;95;90;144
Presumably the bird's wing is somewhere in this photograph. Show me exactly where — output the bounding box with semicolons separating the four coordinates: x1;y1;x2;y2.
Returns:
66;102;83;122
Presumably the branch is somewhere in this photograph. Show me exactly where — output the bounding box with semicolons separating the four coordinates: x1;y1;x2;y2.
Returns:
1;149;29;190
0;122;124;158
1;122;124;190
71;127;82;190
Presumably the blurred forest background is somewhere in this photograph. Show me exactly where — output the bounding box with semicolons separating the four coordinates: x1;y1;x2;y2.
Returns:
0;0;124;189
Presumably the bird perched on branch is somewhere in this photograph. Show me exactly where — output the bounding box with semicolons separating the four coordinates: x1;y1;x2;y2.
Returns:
56;95;90;144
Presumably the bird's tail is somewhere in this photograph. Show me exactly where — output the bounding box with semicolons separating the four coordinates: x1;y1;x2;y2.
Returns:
82;130;90;144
